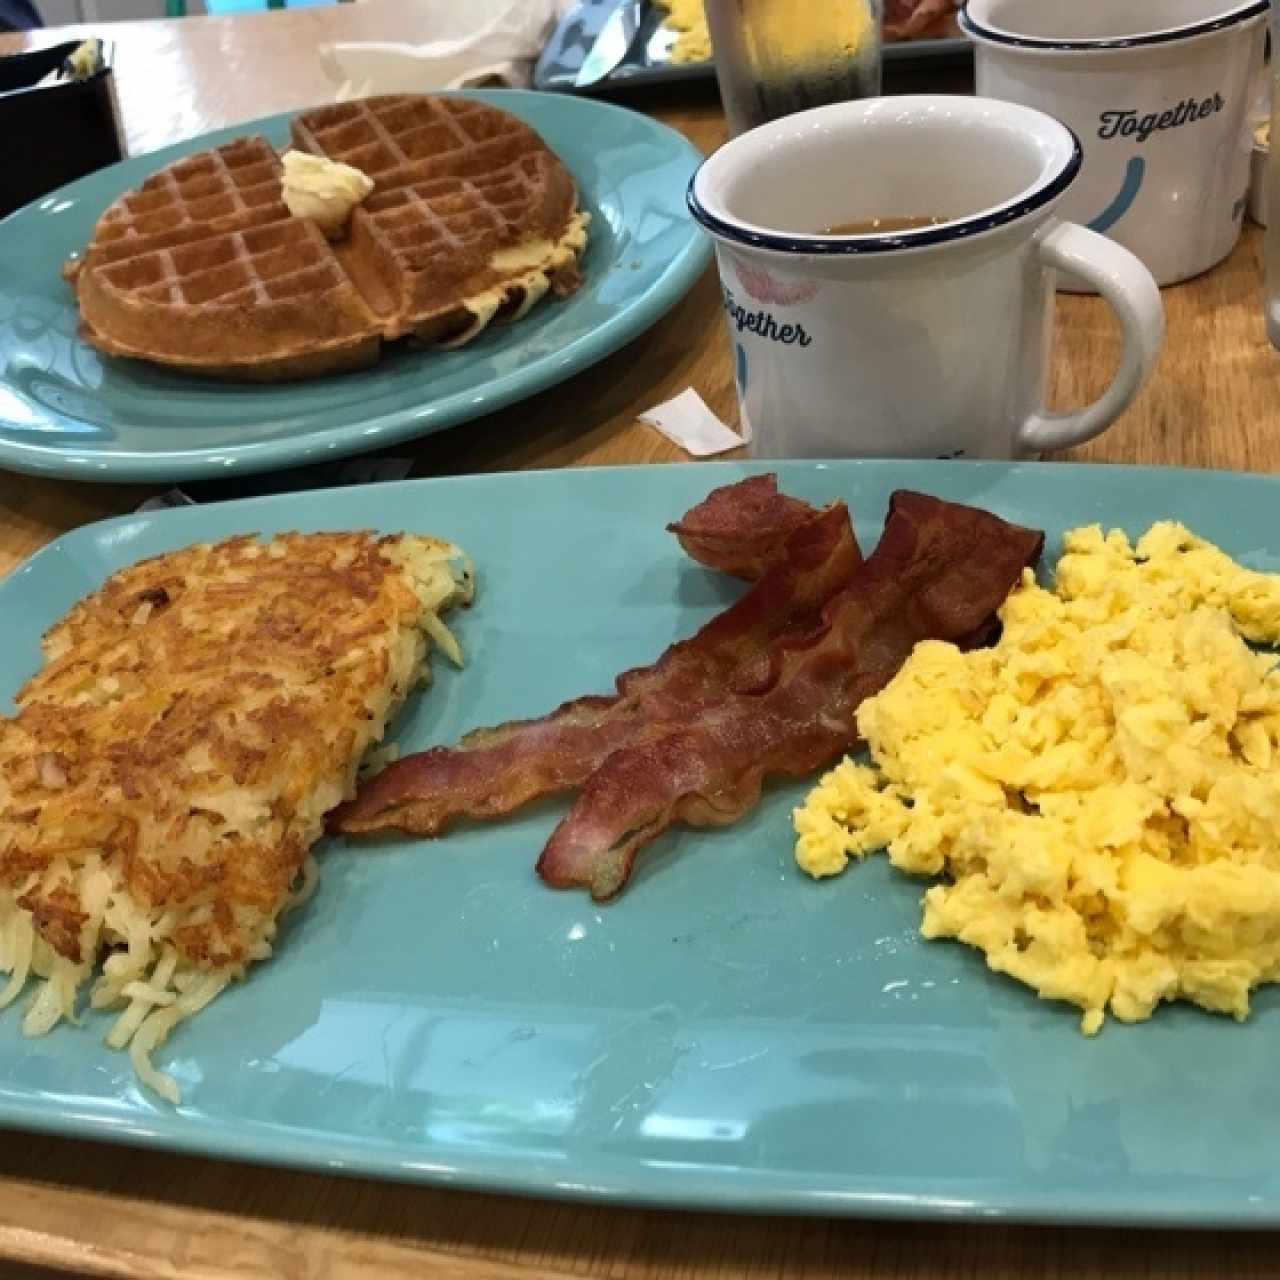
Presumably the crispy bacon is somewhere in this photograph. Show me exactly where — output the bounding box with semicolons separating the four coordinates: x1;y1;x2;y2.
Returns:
667;473;823;581
536;491;1043;900
884;0;959;39
332;484;861;837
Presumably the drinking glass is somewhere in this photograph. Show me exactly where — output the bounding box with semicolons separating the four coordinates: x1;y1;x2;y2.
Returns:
703;0;882;136
1268;3;1280;348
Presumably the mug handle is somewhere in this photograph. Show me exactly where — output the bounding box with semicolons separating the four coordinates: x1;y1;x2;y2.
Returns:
1016;220;1165;455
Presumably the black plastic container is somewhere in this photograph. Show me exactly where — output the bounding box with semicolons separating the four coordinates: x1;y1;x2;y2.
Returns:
0;40;122;219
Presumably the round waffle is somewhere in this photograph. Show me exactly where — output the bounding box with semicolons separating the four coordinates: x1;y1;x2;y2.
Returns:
67;96;589;382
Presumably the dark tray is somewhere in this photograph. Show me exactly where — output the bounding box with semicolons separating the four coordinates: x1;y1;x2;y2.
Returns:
0;40;123;220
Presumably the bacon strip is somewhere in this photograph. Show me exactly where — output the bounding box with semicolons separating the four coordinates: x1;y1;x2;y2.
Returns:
332;486;861;837
884;0;959;39
667;473;823;581
536;491;1044;900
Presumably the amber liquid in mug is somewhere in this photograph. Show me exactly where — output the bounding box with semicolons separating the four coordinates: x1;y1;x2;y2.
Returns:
823;214;948;234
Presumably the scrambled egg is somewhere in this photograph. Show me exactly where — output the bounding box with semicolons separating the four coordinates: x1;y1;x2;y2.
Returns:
795;522;1280;1034
655;0;712;63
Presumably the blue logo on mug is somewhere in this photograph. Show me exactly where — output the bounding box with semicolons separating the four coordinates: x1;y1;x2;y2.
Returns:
1088;156;1146;234
1086;94;1226;234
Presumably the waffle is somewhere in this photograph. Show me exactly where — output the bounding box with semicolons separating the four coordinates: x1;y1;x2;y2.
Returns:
67;96;589;381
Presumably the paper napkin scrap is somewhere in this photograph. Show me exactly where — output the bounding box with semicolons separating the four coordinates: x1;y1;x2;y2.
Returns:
639;389;747;457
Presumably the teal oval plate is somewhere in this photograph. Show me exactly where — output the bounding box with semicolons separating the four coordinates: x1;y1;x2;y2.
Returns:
6;458;1280;1225
0;91;709;483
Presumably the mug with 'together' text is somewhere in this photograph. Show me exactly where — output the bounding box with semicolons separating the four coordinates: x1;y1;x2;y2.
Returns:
961;0;1267;288
686;96;1166;462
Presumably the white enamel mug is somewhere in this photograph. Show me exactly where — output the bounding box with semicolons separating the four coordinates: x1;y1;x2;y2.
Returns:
961;0;1268;288
687;96;1165;461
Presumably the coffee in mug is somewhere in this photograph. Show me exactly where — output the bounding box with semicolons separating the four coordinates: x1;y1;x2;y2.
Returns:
822;215;948;234
687;95;1165;460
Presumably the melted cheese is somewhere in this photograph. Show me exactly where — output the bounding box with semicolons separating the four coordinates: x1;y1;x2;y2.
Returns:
438;210;591;350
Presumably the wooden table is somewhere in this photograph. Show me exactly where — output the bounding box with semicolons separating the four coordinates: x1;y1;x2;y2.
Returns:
2;9;1279;1278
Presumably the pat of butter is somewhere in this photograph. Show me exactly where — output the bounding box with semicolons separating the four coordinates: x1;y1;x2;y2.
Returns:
280;150;374;238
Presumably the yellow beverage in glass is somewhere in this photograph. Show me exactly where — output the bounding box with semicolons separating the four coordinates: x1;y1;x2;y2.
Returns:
704;0;882;135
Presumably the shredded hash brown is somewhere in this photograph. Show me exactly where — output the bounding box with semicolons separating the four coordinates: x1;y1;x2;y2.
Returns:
0;529;472;1101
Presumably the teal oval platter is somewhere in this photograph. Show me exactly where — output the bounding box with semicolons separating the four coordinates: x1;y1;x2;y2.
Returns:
0;91;710;483
5;458;1280;1226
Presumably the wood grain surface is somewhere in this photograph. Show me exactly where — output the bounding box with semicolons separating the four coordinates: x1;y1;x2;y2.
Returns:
2;8;1279;1278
